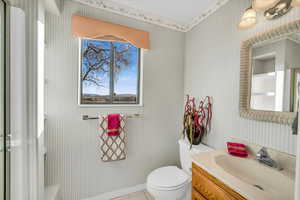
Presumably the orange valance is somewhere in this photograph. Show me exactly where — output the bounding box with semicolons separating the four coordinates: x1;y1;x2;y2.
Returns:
72;14;150;49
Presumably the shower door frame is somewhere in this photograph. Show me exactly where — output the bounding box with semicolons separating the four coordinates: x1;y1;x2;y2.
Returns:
2;0;10;200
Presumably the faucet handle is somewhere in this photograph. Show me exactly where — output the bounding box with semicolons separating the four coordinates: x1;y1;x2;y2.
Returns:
257;147;269;158
256;147;283;170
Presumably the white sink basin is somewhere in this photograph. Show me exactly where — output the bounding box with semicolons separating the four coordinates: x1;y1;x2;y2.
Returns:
214;154;294;200
191;150;295;200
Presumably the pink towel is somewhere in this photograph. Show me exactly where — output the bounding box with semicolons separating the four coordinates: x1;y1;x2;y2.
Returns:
107;114;121;136
227;142;248;157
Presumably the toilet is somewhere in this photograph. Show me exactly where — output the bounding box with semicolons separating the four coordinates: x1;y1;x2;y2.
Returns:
146;139;214;200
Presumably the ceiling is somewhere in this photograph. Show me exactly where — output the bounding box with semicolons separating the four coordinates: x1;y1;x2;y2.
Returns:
74;0;230;32
109;0;220;25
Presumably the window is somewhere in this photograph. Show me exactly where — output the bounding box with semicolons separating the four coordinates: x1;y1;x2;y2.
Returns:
79;39;141;105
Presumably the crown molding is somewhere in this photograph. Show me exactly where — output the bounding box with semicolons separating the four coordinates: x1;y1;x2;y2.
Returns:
73;0;230;32
185;0;230;32
73;0;188;31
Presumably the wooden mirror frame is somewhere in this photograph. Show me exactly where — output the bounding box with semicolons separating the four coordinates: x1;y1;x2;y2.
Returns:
240;19;300;125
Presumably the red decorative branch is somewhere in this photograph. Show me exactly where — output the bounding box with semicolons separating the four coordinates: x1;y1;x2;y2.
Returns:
183;95;213;147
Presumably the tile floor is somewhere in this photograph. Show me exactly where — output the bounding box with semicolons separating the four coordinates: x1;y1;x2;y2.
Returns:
111;190;154;200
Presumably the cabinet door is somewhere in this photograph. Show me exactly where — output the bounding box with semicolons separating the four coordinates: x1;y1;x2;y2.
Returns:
192;189;207;200
192;163;246;200
193;168;236;200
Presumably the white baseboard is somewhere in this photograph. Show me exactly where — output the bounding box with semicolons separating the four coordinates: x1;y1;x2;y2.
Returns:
45;184;61;200
83;183;146;200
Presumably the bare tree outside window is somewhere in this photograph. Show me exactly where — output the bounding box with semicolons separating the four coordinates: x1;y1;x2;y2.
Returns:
80;39;140;105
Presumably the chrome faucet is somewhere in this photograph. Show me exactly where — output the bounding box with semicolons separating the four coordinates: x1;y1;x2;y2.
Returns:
256;147;282;170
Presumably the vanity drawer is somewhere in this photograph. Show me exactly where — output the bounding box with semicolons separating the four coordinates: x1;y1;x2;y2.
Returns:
192;188;207;200
192;163;245;200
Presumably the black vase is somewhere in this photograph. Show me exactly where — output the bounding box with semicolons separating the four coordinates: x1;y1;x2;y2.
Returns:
186;128;205;145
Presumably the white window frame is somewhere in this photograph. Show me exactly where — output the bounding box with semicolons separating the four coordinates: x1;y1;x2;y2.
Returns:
77;38;143;107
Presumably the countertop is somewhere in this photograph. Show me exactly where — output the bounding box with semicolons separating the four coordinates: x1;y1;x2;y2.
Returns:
191;150;295;200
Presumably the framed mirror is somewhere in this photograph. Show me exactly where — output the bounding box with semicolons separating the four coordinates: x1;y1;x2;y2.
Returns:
240;20;300;125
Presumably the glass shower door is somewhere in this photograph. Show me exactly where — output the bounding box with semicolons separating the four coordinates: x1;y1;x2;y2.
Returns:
0;1;5;200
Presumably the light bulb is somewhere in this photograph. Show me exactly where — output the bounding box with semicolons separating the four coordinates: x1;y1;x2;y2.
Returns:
238;8;257;30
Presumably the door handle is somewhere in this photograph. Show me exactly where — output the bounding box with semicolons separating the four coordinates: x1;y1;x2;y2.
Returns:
5;133;11;152
6;133;11;139
0;133;12;152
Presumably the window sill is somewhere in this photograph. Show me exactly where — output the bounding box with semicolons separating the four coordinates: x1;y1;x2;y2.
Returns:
78;104;144;108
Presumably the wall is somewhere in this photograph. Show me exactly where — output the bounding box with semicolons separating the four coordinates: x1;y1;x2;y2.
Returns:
184;0;299;155
253;59;275;74
282;40;300;112
252;40;285;71
285;39;300;69
44;1;184;199
252;39;297;112
45;0;61;15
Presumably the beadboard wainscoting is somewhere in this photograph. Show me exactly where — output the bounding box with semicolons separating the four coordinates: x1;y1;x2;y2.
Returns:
185;0;299;155
44;1;184;200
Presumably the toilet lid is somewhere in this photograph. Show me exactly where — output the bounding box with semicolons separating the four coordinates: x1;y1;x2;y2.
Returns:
147;166;189;190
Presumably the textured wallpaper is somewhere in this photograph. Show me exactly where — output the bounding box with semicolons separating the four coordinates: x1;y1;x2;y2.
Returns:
185;0;300;155
45;1;185;199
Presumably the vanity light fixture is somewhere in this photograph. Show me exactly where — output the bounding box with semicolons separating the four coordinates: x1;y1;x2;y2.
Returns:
239;0;297;29
292;0;300;7
252;0;281;10
238;7;257;29
264;0;292;19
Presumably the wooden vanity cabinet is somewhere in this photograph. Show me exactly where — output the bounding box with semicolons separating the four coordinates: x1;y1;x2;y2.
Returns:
192;188;207;200
192;163;246;200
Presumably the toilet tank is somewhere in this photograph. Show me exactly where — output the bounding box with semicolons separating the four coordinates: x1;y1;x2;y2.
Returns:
178;139;214;175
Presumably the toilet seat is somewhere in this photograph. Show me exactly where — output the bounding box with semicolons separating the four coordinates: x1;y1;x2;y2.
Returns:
147;166;189;191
